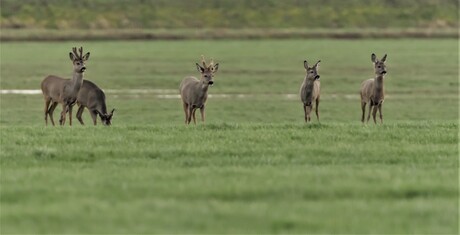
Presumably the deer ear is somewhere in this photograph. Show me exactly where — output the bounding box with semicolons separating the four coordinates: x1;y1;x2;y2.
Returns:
110;109;115;116
371;53;377;63
212;63;219;73
381;54;387;62
196;63;205;73
82;52;90;61
314;60;321;70
69;52;75;61
304;60;309;70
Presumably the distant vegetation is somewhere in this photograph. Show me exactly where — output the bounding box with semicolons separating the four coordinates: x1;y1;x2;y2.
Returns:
1;0;458;29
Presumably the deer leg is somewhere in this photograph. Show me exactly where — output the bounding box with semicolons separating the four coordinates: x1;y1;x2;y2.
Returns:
192;109;197;125
90;110;98;125
44;99;51;126
183;102;189;124
48;102;58;126
76;106;85;125
361;101;367;123
187;106;194;124
315;99;320;123
68;105;73;126
200;106;205;123
303;105;308;123
59;104;68;126
307;105;312;123
372;105;378;124
366;103;373;123
378;104;383;124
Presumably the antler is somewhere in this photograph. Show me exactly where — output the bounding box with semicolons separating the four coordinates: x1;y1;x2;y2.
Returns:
201;55;216;70
71;47;85;60
209;57;217;71
209;58;214;67
78;47;83;60
71;47;78;60
201;55;207;68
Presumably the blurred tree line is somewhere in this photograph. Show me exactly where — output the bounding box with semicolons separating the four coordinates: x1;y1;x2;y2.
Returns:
1;0;458;29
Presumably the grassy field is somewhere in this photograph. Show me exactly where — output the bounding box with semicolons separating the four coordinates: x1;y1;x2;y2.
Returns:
0;123;458;233
0;39;458;233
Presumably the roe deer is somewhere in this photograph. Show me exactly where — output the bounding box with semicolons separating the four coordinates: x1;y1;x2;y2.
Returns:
41;47;90;126
179;55;219;124
300;59;321;123
360;53;388;124
75;80;115;126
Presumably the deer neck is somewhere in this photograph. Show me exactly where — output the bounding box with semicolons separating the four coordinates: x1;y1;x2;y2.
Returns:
304;77;315;93
300;77;316;105
70;72;84;93
200;80;210;93
304;77;315;88
374;75;384;93
372;74;385;103
93;94;108;115
99;102;108;115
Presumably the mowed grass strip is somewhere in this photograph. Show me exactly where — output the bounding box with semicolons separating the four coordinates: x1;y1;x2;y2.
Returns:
0;93;457;126
0;122;458;233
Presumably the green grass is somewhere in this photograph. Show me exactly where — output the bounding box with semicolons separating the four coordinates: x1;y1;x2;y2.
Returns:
0;39;458;233
1;123;458;233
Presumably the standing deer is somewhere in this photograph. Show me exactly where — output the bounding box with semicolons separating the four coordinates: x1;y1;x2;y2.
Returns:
179;55;219;124
300;59;321;123
75;80;115;126
360;53;388;124
41;47;90;126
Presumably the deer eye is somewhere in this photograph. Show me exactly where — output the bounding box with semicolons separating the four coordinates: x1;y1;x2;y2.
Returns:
377;66;381;68
204;75;208;78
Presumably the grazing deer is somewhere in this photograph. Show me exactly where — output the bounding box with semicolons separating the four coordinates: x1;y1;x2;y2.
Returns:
179;55;219;124
75;80;115;126
300;59;321;123
360;53;388;124
41;47;90;126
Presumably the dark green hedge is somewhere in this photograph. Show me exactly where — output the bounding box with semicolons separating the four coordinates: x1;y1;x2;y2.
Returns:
1;0;458;29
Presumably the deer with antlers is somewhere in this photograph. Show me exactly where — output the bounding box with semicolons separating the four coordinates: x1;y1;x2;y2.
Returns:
179;55;219;124
41;47;90;126
360;53;388;124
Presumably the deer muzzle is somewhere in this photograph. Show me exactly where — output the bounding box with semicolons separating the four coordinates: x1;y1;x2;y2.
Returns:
315;75;320;80
208;81;214;86
381;70;387;74
80;67;86;72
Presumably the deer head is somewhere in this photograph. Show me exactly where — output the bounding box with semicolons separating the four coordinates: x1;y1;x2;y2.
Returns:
196;55;219;86
96;109;115;126
371;53;387;76
304;60;321;81
69;47;90;74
